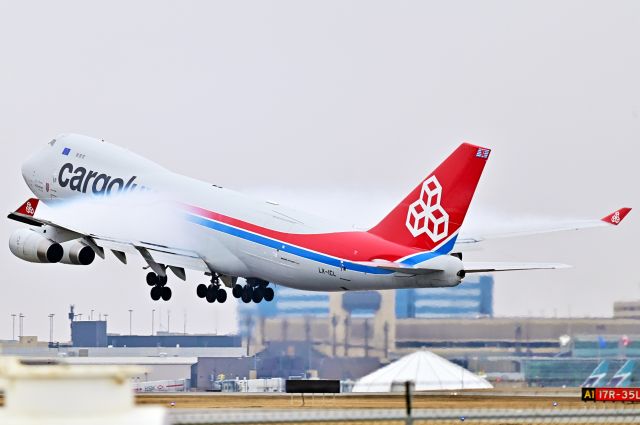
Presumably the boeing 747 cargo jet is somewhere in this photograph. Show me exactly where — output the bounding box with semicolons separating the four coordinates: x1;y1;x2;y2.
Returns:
7;134;631;304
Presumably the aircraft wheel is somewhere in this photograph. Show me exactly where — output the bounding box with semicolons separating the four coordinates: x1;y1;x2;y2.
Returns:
150;285;162;301
232;284;243;299
252;290;263;303
161;286;172;301
146;272;159;286
263;287;275;302
206;285;217;303
158;275;168;287
216;288;227;303
241;286;252;304
196;284;208;298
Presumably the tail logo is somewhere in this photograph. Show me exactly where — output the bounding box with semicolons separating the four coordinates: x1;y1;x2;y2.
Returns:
611;211;621;224
406;176;449;242
25;202;35;216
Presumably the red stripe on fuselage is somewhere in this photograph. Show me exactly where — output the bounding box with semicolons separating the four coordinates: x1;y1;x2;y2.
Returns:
186;205;421;262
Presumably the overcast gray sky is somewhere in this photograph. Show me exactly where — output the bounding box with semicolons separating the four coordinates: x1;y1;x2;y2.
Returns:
1;1;638;342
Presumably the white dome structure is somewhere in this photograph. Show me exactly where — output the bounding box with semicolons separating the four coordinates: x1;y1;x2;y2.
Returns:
352;350;492;392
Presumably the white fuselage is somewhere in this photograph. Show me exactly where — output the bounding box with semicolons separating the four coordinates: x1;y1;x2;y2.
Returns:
21;134;463;291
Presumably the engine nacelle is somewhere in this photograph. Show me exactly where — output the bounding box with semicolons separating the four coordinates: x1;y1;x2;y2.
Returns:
9;228;63;263
60;240;96;265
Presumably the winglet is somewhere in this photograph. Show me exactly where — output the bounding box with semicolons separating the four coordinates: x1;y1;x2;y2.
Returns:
16;198;39;216
8;198;43;226
601;208;631;226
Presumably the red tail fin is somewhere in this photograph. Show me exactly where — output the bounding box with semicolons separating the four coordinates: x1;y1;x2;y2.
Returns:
369;143;489;251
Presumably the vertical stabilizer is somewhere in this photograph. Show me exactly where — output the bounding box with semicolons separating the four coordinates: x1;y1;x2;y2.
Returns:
606;360;635;388
581;360;609;387
369;143;490;252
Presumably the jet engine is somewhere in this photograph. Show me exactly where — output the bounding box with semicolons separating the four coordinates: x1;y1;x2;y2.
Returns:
60;240;96;265
9;228;63;263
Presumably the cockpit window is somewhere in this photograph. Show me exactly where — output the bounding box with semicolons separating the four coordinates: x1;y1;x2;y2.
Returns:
48;139;56;147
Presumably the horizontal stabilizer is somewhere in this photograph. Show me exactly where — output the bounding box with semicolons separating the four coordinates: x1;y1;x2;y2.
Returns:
464;262;570;273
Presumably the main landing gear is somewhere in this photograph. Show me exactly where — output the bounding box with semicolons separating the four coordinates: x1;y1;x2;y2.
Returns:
196;275;228;304
146;272;172;301
232;278;274;304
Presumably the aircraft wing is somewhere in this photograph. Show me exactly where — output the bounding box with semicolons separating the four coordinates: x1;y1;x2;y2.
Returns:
455;207;631;247
8;198;209;279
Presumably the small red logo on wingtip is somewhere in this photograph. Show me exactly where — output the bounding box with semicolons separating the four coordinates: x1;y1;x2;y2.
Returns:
17;198;39;216
602;208;631;225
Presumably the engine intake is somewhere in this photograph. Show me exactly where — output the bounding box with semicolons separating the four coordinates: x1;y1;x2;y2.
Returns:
9;228;63;263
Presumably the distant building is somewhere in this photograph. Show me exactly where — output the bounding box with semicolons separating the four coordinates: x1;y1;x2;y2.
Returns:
395;275;493;318
614;300;640;319
240;285;331;317
71;320;108;347
191;341;382;390
241;276;493;320
70;320;241;348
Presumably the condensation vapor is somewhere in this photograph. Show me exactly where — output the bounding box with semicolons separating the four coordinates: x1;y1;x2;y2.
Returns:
34;192;192;250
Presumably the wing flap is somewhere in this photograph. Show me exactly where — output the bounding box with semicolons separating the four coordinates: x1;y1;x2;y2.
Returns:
95;237;210;273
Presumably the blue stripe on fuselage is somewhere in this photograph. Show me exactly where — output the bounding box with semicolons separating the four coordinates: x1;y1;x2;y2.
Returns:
186;214;397;275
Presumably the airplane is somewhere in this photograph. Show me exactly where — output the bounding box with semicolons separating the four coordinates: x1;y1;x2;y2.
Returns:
581;360;609;387
606;360;636;388
7;134;631;305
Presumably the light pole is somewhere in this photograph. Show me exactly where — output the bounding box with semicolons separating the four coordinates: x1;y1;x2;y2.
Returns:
11;314;16;341
167;310;171;334
18;313;24;338
151;309;155;336
128;309;133;335
90;310;94;321
48;314;55;343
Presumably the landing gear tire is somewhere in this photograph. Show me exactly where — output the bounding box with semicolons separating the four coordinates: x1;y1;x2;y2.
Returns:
241;285;252;304
196;284;208;298
252;290;263;303
216;288;227;303
263;287;275;302
161;286;172;301
150;285;162;301
232;285;243;299
146;272;159;286
158;275;168;286
206;285;217;303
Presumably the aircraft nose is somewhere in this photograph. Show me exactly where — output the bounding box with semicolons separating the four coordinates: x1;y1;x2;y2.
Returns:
21;145;48;196
21;153;36;185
